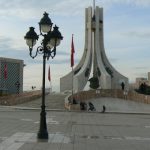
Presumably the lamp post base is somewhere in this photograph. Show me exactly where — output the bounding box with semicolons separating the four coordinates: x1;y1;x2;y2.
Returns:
37;131;48;140
37;107;49;140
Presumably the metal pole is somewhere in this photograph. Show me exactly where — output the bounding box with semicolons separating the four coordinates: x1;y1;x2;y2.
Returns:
37;53;48;140
71;66;74;103
93;0;95;15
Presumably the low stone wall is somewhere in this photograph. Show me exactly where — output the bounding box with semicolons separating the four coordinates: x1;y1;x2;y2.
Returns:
66;89;150;110
0;90;42;106
73;89;150;104
69;89;123;102
127;91;150;104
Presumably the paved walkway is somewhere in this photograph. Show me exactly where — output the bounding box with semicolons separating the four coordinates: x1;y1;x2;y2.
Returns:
1;94;150;149
87;97;150;113
16;93;67;110
14;93;150;114
0;109;150;150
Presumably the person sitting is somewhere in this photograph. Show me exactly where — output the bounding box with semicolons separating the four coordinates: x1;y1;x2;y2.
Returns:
73;98;78;104
88;102;96;111
80;102;87;110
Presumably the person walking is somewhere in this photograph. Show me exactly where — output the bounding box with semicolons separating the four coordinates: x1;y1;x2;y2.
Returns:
101;105;106;113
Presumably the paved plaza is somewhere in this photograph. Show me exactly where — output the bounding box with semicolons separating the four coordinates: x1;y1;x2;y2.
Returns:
0;94;150;150
16;93;67;110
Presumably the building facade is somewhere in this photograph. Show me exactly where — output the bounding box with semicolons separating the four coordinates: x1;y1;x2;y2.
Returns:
0;57;24;95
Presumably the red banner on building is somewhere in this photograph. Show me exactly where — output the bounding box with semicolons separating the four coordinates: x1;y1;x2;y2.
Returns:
4;64;7;79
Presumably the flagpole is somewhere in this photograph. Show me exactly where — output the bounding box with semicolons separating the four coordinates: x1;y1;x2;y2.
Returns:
50;80;52;93
71;34;75;104
49;80;51;93
71;66;74;103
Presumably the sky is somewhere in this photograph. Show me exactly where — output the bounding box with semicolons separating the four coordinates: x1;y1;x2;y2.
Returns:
0;0;150;92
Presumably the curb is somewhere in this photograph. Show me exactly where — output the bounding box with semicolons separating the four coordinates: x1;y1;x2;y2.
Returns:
1;105;150;115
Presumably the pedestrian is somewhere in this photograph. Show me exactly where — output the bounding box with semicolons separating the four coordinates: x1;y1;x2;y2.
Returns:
101;105;106;113
121;82;125;90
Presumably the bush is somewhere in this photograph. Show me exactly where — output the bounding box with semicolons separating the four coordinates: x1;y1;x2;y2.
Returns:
135;83;150;95
88;77;99;89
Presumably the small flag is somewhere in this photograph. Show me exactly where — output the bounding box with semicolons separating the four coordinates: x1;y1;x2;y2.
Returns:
48;65;51;82
71;34;75;67
4;64;7;79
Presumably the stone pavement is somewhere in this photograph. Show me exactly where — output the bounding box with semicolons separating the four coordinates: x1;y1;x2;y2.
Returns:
87;97;150;113
15;93;150;114
1;109;150;150
1;93;150;149
16;93;67;110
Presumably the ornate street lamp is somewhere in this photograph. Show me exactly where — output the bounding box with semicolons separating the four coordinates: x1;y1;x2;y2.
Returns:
24;12;63;140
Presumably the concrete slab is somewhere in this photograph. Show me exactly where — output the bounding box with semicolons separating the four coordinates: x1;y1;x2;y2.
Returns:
86;97;150;113
0;110;150;150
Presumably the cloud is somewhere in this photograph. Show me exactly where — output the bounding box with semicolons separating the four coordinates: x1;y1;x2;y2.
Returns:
0;36;27;60
128;0;150;7
0;0;89;19
0;34;70;64
0;36;13;48
134;67;148;70
56;51;69;56
102;0;150;7
134;72;147;77
0;35;26;50
109;58;119;63
0;0;149;19
123;31;150;39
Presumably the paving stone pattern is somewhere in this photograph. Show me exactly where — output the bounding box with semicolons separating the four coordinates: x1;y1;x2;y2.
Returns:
1;94;150;149
1;110;150;150
16;93;67;110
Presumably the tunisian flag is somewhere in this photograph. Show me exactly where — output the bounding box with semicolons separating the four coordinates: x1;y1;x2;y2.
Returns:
4;64;7;79
71;34;75;67
48;65;51;82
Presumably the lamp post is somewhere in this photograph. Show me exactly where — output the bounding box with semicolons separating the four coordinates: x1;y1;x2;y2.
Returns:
24;12;63;140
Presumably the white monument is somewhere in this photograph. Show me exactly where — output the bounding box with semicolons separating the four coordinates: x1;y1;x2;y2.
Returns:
60;6;128;92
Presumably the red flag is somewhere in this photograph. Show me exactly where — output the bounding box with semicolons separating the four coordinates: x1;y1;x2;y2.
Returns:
4;64;7;79
71;34;75;67
48;65;51;82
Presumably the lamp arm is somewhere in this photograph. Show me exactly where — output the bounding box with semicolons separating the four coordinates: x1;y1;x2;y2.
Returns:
50;39;57;58
29;46;44;59
50;46;56;59
40;32;45;37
